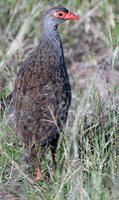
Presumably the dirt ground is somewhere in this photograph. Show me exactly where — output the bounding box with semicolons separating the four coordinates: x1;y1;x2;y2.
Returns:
65;26;119;101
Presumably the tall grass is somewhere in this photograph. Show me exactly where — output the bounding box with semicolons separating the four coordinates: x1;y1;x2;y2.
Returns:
0;86;118;199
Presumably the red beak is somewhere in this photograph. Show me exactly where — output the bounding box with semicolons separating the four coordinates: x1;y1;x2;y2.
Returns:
64;11;79;20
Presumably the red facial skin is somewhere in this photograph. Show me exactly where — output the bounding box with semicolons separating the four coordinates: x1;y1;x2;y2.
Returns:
53;11;79;20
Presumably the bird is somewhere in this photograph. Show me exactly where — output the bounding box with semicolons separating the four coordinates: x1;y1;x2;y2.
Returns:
13;6;79;181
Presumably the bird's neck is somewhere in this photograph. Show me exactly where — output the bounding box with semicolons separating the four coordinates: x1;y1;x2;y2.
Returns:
41;21;62;51
37;20;66;67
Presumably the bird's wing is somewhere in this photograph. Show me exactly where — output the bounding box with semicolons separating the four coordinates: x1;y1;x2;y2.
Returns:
13;55;63;146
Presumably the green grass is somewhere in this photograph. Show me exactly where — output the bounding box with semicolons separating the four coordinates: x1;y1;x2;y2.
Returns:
0;0;119;199
0;90;118;199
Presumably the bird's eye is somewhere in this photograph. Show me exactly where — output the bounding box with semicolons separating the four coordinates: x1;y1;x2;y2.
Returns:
58;13;63;17
53;11;65;18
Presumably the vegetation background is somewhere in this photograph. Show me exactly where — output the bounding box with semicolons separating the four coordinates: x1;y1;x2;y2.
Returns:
0;0;119;199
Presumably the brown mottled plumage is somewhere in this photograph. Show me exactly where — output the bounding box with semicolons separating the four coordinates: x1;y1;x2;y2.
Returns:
13;6;79;179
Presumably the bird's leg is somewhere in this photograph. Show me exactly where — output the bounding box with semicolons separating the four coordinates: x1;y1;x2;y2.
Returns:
33;144;46;181
50;145;57;170
33;166;42;181
31;145;42;181
50;134;59;171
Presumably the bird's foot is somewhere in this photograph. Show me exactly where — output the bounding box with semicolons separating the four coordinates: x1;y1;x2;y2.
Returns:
33;167;42;181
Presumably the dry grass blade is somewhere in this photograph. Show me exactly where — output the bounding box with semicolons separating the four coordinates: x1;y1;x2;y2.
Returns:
77;0;104;25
